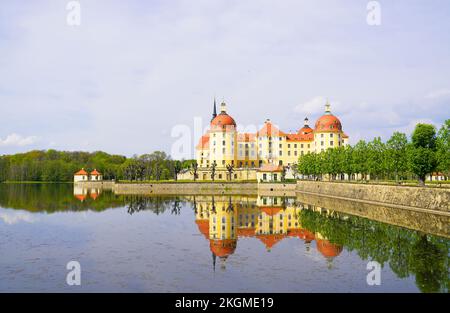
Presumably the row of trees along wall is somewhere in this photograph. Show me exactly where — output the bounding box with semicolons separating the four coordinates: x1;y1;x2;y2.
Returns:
297;121;450;185
0;150;195;182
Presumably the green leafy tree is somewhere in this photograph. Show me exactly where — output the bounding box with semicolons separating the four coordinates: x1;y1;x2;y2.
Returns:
386;132;408;181
436;119;450;178
409;124;438;185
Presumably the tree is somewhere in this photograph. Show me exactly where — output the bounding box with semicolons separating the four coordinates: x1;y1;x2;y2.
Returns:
408;147;437;185
173;160;182;181
386;132;408;181
409;124;438;185
436;119;450;178
352;140;368;180
210;161;217;181
226;164;234;181
367;137;386;180
190;161;199;181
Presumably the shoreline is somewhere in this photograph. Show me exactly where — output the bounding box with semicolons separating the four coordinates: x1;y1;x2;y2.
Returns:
70;180;450;214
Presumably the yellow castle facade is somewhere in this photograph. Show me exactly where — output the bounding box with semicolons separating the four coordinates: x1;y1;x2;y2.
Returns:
192;194;343;270
189;100;349;181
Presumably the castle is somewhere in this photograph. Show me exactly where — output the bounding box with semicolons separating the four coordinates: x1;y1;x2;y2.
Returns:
183;99;349;181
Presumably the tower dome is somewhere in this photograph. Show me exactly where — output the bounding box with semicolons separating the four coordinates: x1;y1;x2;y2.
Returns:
314;101;342;132
210;101;236;130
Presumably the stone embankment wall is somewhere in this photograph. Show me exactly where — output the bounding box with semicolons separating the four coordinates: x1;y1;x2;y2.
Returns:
296;181;450;213
74;181;115;189
295;192;450;238
114;182;259;195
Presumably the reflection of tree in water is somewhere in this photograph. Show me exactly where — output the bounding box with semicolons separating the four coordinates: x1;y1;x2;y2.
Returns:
171;199;181;215
299;209;449;293
125;195;183;215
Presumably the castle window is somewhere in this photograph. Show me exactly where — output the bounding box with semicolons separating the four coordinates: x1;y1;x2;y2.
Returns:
330;133;333;138
330;141;334;146
301;144;304;148
279;144;282;148
288;151;291;156
279;151;282;156
321;141;324;146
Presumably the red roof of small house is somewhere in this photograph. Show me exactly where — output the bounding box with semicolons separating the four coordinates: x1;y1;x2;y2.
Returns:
257;120;287;137
74;194;87;201
258;164;283;172
196;134;210;149
75;169;88;176
90;169;101;176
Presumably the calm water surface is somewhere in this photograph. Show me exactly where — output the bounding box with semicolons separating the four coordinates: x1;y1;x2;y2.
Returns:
0;184;448;293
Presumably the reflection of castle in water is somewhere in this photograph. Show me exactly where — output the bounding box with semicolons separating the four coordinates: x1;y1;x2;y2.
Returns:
73;186;101;202
192;195;343;270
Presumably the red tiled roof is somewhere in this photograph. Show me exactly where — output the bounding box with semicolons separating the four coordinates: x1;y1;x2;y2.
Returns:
257;234;285;250
257;121;287;137
196;134;210;149
237;228;256;237
196;219;209;239
315;114;342;132
237;133;256;142
316;239;343;258
90;169;101;176
258;164;283;172
74;169;88;175
260;206;282;216
210;239;237;258
210;113;237;130
286;132;314;142
74;194;87;201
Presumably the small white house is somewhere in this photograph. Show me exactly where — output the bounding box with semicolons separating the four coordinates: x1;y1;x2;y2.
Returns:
90;169;103;181
257;164;284;182
74;168;89;182
426;172;447;181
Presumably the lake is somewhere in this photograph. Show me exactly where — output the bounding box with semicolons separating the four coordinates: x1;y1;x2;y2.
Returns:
0;183;448;293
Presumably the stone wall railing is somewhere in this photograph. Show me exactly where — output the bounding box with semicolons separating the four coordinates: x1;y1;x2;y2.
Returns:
296;181;450;213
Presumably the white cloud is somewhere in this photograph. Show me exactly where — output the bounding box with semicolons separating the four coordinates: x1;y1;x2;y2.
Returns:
0;209;37;225
0;133;38;147
294;96;328;117
0;1;449;156
425;88;450;99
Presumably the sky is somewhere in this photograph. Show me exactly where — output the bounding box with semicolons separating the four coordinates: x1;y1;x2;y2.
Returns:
0;0;449;157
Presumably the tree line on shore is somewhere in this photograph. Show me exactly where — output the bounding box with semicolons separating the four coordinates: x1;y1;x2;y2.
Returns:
0;150;194;182
297;121;450;184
